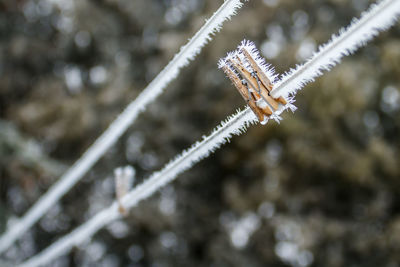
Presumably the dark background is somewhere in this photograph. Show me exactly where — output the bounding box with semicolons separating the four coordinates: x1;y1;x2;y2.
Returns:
1;0;400;266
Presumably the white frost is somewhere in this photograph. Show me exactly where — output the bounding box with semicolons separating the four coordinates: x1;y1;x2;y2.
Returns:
271;0;400;99
17;0;400;266
0;0;247;254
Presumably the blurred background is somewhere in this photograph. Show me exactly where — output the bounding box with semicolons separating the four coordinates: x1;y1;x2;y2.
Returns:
1;0;400;266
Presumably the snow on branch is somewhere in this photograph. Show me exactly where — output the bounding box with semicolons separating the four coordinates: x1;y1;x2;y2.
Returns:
0;0;246;254
17;0;400;266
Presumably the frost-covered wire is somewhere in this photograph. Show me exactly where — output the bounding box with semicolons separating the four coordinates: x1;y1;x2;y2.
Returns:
270;0;400;99
18;109;258;267
16;0;400;266
0;0;247;254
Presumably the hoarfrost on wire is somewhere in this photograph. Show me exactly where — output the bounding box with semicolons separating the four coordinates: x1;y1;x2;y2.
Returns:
0;0;247;254
17;1;400;266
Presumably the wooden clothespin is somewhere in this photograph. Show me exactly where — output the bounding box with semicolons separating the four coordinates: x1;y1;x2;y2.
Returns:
219;40;288;124
114;166;135;216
